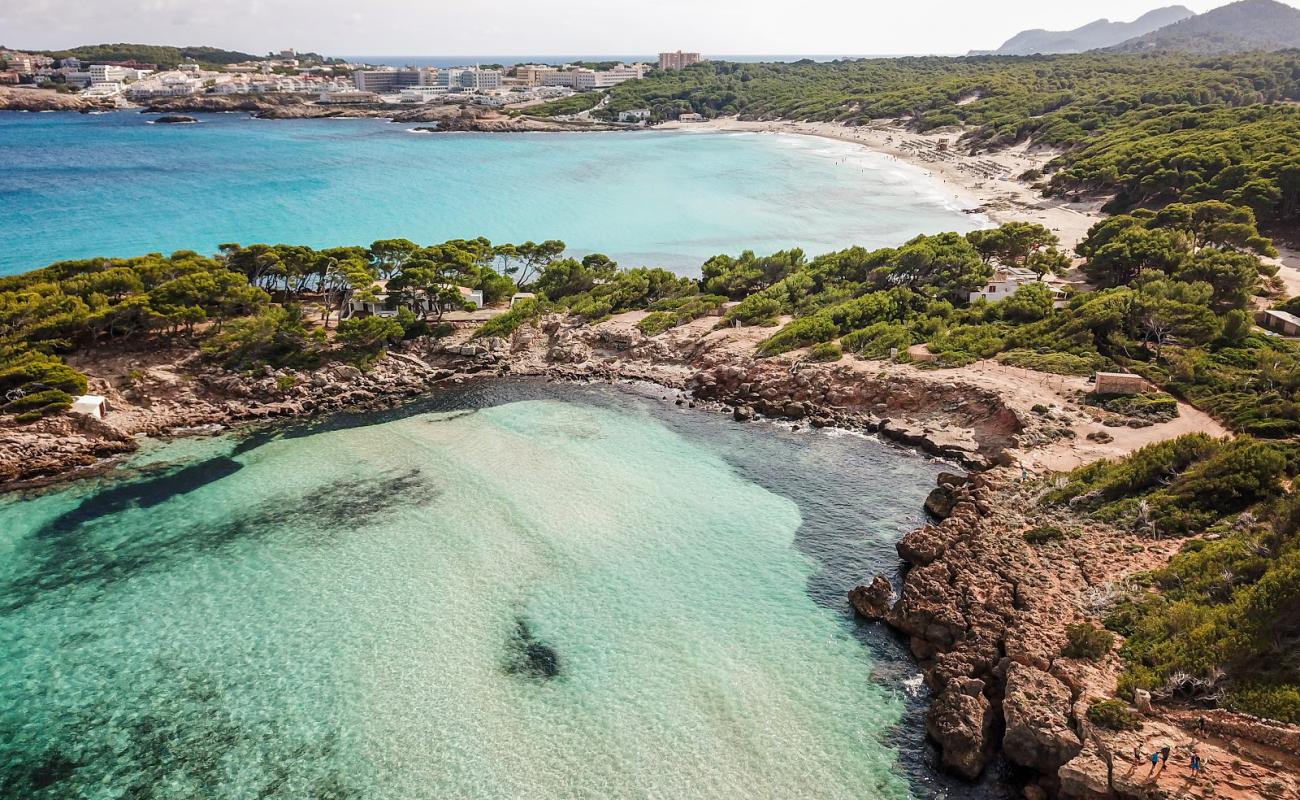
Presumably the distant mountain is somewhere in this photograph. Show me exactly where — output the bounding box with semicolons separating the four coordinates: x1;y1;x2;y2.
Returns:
1107;0;1300;53
982;6;1194;55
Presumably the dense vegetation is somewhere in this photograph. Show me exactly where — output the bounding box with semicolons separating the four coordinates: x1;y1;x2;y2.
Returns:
1046;434;1300;723
522;92;602;118
598;53;1300;228
38;44;259;68
0;237;574;410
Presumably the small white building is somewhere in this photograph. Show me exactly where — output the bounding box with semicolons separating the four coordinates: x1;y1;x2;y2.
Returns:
510;292;537;308
677;112;705;122
70;395;108;419
619;108;651;123
968;267;1037;302
965;267;1068;305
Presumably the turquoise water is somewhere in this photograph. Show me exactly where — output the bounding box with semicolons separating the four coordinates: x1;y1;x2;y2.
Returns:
0;112;982;275
0;382;970;799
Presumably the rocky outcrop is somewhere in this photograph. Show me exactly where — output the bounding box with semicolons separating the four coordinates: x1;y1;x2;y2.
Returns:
878;472;1135;782
690;360;1021;468
927;677;996;780
142;94;623;130
848;575;894;620
1002;663;1083;773
0;413;136;486
0;86;115;112
924;472;970;518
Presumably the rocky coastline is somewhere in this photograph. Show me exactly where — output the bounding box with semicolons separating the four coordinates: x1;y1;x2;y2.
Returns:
0;85;116;112
2;311;1298;799
140;94;622;130
0;312;1015;488
853;472;1300;799
0;88;624;131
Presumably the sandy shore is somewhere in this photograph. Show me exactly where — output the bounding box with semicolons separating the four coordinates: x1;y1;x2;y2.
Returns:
662;117;1105;252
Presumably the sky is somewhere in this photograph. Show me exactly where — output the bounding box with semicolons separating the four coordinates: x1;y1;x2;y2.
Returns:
2;0;1292;57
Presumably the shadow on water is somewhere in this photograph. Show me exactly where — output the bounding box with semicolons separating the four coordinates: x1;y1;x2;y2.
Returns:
32;429;277;537
2;465;433;614
0;657;359;800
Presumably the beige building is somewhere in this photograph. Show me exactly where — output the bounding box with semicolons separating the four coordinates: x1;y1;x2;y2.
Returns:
1094;372;1150;396
1260;309;1300;337
516;65;559;86
658;51;702;70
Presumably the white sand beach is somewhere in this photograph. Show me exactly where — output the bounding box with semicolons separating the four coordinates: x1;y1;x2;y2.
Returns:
663;117;1105;253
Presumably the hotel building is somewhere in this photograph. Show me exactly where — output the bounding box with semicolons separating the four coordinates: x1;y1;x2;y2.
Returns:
658;51;702;70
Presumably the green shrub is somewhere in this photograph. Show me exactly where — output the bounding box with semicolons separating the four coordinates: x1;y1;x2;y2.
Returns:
841;322;915;358
723;296;782;327
1228;684;1300;725
475;298;542;339
1107;493;1300;724
1062;623;1114;660
1087;700;1142;731
202;305;325;370
808;341;843;362
3;388;73;415
997;348;1103;376
1090;392;1179;421
336;315;404;354
1024;525;1066;544
637;311;679;336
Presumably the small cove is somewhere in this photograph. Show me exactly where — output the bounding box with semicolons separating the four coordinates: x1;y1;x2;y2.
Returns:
0;380;1017;798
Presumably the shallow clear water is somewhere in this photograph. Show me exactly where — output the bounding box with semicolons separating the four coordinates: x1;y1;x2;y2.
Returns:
0;382;1008;799
0;112;982;275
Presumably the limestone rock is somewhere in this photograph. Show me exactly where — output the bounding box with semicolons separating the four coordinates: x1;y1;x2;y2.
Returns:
1001;663;1083;773
1133;688;1152;714
848;576;894;620
924;483;958;519
927;677;994;780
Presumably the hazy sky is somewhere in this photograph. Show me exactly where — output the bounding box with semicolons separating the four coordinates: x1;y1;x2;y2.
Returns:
2;0;1287;56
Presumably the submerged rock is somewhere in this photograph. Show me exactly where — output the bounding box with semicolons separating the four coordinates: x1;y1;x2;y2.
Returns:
504;618;560;681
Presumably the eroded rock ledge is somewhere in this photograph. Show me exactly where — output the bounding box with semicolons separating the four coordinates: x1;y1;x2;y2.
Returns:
1;314;1024;488
862;472;1300;799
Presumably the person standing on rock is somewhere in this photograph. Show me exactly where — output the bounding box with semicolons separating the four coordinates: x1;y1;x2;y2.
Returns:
1147;750;1161;777
1190;753;1202;777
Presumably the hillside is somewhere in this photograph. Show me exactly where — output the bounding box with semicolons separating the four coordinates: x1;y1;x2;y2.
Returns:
1108;0;1300;53
39;43;259;68
986;6;1193;55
